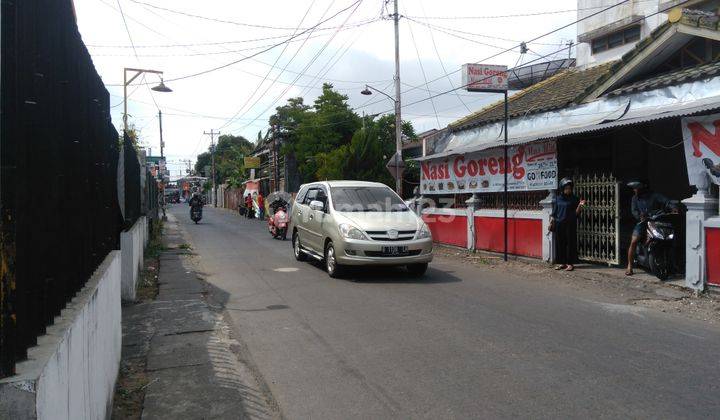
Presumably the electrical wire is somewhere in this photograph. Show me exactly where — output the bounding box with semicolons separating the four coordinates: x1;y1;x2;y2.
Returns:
229;1;365;134
104;0;364;86
129;0;367;31
414;0;471;112
354;0;635;113
216;0;320;130
406;18;441;128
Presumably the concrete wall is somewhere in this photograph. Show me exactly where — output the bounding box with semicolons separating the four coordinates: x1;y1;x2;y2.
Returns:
0;251;122;420
121;216;147;301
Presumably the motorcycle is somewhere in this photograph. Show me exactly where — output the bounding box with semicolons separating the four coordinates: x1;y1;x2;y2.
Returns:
190;206;203;224
268;199;289;240
634;205;680;281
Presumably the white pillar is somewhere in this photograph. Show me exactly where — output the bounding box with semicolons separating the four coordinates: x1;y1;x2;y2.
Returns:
465;194;480;251
540;190;556;264
683;185;719;290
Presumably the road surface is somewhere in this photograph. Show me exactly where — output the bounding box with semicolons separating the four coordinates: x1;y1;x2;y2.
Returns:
170;205;720;419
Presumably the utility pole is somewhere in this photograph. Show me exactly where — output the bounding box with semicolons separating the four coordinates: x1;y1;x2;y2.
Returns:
158;110;164;158
203;129;219;206
393;0;403;196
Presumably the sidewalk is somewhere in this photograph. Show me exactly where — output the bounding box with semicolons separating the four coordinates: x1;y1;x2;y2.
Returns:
115;214;278;419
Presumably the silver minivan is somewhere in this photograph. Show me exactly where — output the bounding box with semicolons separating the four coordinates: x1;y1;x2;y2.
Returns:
290;181;433;278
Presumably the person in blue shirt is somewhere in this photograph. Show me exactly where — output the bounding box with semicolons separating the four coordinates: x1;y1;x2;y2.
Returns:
625;180;669;276
550;178;586;271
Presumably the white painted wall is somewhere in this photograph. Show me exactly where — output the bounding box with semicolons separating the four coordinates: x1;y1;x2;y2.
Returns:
0;251;122;420
576;0;668;68
120;216;146;301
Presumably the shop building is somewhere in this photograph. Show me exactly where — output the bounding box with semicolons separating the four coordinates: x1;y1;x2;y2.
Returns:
419;5;720;290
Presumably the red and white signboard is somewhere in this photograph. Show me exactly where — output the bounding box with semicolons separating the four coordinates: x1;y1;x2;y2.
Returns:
461;63;508;92
420;140;557;194
682;113;720;186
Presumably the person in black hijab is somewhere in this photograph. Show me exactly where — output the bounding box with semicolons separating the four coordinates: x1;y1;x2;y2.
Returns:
550;178;586;271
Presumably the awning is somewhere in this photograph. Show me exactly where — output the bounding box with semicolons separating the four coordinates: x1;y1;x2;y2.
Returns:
417;77;720;161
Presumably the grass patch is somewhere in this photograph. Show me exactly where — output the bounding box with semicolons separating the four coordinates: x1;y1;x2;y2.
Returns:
178;243;192;250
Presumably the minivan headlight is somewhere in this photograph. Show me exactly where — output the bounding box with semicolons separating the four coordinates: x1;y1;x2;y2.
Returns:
416;223;432;239
339;223;368;240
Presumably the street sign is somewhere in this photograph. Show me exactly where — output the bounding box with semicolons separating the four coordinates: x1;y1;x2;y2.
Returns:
244;156;261;169
386;152;405;180
462;63;508;92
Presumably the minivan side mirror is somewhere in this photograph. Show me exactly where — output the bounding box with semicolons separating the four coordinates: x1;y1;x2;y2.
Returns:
309;200;325;212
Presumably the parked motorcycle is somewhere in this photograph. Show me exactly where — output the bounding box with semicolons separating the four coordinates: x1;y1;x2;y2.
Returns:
268;199;289;240
633;204;681;281
190;206;203;224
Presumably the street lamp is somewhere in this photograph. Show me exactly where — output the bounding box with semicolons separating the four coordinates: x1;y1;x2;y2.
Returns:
360;84;403;195
122;67;172;135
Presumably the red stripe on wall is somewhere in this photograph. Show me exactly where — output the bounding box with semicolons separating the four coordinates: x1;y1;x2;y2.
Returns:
474;217;542;258
707;227;720;286
423;214;467;248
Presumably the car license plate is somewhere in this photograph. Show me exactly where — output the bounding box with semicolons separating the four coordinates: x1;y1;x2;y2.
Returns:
382;245;408;256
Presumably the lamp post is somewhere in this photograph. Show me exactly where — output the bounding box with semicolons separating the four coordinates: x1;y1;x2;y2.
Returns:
361;84;403;195
122;67;172;135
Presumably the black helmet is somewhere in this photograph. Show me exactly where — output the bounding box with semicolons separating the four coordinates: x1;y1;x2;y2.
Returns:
559;178;573;188
627;179;646;190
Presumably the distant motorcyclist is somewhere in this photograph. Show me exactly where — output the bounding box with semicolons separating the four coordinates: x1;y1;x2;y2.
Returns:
626;180;668;276
189;192;204;209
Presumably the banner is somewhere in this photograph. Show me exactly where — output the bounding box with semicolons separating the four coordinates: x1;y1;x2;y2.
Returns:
420;140;557;194
681;113;720;186
244;156;261;169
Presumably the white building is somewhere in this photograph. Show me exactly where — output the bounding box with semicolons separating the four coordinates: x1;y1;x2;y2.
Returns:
577;0;693;67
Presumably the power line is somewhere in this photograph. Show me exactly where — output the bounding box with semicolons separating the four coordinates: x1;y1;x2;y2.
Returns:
404;0;659;20
217;0;320;130
413;0;471;112
229;0;365;134
128;0;367;31
354;0;635;113
104;0;364;86
85;19;378;50
406;17;440;128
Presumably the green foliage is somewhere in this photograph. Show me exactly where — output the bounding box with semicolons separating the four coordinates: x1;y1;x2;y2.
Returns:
195;134;254;186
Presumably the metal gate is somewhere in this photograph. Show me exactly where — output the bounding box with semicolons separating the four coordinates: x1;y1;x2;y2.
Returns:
574;174;620;265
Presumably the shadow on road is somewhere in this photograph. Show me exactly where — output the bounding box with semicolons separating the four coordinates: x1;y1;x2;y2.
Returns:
300;261;462;284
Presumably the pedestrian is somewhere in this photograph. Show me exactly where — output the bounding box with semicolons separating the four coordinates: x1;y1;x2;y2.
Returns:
245;193;253;219
550;178;586;271
257;192;265;220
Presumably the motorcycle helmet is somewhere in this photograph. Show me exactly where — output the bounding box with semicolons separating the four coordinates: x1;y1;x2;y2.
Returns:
626;179;647;190
559;178;573;189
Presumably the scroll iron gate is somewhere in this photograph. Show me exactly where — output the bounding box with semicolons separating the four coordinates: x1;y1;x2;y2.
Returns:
574;174;620;265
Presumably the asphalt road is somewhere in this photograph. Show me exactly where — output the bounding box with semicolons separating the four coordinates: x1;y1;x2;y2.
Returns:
171;204;720;419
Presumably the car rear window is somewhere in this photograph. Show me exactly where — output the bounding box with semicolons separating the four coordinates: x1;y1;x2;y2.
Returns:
331;186;408;212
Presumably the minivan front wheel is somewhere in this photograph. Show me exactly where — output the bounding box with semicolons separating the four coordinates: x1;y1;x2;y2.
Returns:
325;242;344;278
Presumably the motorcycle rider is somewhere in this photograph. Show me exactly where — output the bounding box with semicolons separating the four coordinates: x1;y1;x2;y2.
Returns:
626;180;668;276
189;192;204;213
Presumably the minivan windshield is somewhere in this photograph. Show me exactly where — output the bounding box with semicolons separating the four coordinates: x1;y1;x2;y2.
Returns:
331;186;408;212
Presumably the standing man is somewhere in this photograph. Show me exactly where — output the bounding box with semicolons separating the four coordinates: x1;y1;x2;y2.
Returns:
625;180;669;276
245;193;253;219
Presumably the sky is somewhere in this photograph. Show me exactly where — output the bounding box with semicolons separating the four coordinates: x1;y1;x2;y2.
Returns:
73;0;578;179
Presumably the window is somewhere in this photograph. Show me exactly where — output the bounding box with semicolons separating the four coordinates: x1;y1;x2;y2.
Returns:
591;25;641;54
330;186;408;212
304;189;318;205
296;186;309;204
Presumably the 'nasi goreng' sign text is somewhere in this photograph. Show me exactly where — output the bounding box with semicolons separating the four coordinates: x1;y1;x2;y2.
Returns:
420;140;558;194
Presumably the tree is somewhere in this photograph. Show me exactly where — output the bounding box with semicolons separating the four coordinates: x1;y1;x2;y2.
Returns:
280;84;361;182
194;134;254;186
